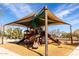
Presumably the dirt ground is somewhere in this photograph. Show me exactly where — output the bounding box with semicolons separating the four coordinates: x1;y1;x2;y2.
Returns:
0;43;77;56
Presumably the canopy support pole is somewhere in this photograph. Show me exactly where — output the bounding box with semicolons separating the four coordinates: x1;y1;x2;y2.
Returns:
70;25;73;44
2;25;5;44
45;6;48;56
27;27;29;30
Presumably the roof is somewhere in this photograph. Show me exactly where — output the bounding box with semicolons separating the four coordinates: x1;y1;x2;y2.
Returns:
5;6;70;28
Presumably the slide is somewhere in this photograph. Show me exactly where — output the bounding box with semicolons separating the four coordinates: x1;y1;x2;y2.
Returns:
40;31;61;44
48;34;61;45
17;38;25;44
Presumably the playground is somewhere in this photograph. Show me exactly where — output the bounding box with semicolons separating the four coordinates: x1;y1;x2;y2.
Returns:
0;6;78;56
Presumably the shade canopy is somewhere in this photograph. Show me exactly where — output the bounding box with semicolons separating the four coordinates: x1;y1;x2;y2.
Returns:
5;6;69;28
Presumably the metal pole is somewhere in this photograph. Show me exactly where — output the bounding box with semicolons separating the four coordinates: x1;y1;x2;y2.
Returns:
70;25;73;44
45;6;48;56
2;25;5;44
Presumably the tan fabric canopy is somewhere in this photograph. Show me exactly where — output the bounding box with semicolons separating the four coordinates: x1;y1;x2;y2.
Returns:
5;13;35;27
5;6;69;28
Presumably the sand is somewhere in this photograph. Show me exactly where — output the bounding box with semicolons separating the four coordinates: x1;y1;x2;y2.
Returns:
0;43;76;56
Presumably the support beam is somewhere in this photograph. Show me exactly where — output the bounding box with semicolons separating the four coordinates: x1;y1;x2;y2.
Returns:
45;6;48;56
2;25;5;44
70;25;73;44
27;27;29;30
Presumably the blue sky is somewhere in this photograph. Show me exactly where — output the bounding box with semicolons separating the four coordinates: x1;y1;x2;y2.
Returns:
0;3;79;32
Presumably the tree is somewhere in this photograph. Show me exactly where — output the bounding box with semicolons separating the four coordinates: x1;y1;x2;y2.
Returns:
6;27;13;38
61;32;71;38
6;27;23;39
50;29;62;38
12;28;23;39
73;29;79;38
0;30;2;36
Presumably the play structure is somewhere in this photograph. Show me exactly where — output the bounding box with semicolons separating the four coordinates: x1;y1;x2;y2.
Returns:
3;6;73;56
17;29;61;45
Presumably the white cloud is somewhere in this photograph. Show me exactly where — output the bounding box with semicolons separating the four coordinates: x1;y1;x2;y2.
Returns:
55;4;79;18
55;4;79;13
70;5;79;11
54;4;79;27
56;10;70;18
64;13;79;21
3;3;33;18
55;4;68;13
68;19;79;25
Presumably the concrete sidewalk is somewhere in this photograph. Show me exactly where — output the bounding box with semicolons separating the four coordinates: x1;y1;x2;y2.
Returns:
69;45;79;56
0;47;20;56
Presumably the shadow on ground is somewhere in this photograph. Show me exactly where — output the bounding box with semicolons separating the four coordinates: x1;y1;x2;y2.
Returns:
8;42;43;56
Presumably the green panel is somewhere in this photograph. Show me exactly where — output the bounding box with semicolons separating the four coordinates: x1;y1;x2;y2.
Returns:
31;18;41;28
